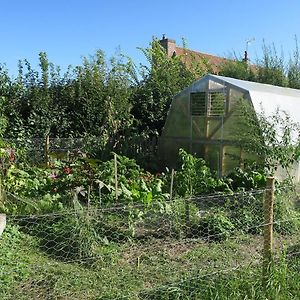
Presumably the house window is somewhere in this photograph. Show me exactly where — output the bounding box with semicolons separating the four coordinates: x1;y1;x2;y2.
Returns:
190;92;206;116
208;92;226;116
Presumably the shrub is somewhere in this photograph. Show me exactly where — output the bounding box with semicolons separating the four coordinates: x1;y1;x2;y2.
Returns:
192;210;235;241
165;199;201;238
226;167;266;191
175;149;231;197
228;192;264;234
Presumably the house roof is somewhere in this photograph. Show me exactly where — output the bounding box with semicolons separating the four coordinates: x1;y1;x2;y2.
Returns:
159;37;229;73
159;36;258;75
174;47;228;73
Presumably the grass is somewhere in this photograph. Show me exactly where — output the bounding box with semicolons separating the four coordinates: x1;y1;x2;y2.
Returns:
140;258;300;300
1;223;300;299
1;187;300;299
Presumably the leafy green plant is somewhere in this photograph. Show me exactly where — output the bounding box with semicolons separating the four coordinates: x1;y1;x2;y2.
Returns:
131;39;208;136
226;192;264;234
165;199;201;238
226;167;266;191
175;149;231;197
0;225;32;295
235;103;300;176
194;210;235;241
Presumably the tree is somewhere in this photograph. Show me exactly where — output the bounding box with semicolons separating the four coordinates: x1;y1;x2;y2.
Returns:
287;37;300;89
219;59;257;81
256;42;288;87
67;50;133;139
131;39;209;135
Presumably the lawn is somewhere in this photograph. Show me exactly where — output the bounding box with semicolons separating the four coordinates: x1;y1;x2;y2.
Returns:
1;222;300;299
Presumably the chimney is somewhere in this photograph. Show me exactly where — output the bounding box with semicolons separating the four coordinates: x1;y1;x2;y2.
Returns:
159;34;177;57
243;50;251;68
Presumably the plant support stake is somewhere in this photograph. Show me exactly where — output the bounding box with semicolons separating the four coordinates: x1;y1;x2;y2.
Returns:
114;153;118;202
263;176;275;285
170;169;174;200
44;134;50;167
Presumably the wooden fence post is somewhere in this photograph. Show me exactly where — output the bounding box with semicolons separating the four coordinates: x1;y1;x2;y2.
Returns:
185;199;190;228
87;185;91;211
44;134;50;167
114;153;118;202
263;176;275;284
169;169;175;201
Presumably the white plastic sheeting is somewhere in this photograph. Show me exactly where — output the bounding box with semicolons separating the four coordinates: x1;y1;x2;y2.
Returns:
206;75;300;182
211;74;300;126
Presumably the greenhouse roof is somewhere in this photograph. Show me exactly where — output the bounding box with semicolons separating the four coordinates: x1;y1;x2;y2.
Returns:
207;74;300;125
211;74;300;98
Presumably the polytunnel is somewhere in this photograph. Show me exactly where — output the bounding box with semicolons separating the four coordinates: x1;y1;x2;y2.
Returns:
159;74;300;181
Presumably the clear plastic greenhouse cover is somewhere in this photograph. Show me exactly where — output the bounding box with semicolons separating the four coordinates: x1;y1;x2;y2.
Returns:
212;75;300;124
160;74;300;180
210;75;300;143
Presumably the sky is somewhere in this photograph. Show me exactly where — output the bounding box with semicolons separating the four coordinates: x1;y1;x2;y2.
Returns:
1;0;300;77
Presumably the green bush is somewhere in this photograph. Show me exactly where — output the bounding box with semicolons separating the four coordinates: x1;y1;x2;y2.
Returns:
192;210;235;241
226;167;266;191
165;199;201;238
174;149;231;197
228;192;264;234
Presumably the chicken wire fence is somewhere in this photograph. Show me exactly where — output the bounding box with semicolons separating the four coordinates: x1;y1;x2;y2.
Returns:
1;185;300;299
4;136;158;164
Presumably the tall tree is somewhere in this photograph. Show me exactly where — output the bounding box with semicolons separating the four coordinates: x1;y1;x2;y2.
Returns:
131;39;209;135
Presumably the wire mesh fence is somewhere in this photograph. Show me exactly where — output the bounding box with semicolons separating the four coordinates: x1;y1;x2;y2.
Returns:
4;136;158;165
1;183;300;299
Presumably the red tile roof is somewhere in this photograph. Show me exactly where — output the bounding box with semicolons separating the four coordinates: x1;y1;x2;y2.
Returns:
159;37;234;74
174;47;228;73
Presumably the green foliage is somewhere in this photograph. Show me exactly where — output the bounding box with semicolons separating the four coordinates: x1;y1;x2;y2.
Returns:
131;39;207;135
3;37;300;169
219;38;300;91
236;104;300;175
274;184;300;234
288;37;300;89
165;199;201;238
0;154;169;214
226;167;266;191
1;49;134;152
195;210;235;241
175;149;230;197
257;42;288;87
68;50;133;138
0;225;32;294
220;59;256;81
226;183;300;235
227;192;264;233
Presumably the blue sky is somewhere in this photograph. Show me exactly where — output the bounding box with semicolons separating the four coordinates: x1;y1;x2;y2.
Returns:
1;0;300;76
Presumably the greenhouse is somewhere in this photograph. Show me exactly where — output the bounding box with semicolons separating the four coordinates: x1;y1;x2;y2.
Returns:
159;74;300;180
